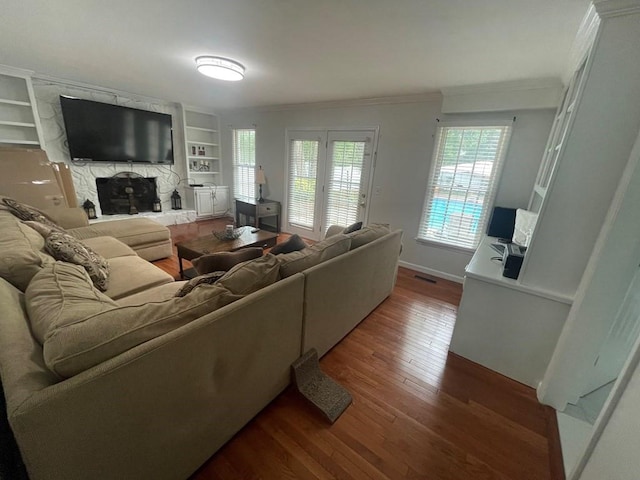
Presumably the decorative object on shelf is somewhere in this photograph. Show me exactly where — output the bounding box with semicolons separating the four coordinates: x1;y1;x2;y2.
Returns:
195;56;245;81
152;196;162;212
191;146;196;155
171;189;182;210
197;146;205;156
212;226;245;240
256;166;266;203
82;199;97;219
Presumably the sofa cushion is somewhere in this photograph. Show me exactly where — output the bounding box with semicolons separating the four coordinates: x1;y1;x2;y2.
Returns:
269;234;307;255
44;230;110;291
116;282;188;307
347;224;390;249
174;271;227;297
278;234;352;278
217;253;281;295
103;256;174;300
68;218;170;249
81;236;137;259
26;262;119;346
191;247;263;275
0;212;53;291
26;262;241;378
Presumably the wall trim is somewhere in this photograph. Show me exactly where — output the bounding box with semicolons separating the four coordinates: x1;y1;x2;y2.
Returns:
220;92;443;114
0;63;35;79
441;78;563;113
32;73;178;107
398;260;464;284
593;0;640;17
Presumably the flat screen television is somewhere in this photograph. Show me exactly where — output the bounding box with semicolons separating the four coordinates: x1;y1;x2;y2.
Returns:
60;96;174;164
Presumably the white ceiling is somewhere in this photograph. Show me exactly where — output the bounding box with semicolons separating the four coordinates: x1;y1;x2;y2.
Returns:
0;0;590;110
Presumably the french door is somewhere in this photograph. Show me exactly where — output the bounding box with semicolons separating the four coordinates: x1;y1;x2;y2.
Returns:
285;129;376;240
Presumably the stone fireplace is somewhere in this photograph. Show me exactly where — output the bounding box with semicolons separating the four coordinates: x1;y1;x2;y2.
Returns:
96;172;158;215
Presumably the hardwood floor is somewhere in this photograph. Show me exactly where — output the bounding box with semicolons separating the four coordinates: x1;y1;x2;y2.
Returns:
154;219;563;480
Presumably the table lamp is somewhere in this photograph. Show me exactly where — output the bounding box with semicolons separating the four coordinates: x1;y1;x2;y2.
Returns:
256;166;266;203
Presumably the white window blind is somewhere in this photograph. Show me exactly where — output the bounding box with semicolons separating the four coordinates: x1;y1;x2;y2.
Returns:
418;125;511;250
233;129;255;201
325;140;365;228
288;139;319;229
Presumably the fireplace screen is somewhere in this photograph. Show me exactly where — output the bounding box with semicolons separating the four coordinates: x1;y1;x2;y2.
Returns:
96;172;158;215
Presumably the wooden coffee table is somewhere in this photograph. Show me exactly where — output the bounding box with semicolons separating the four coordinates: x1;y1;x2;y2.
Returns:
176;228;278;279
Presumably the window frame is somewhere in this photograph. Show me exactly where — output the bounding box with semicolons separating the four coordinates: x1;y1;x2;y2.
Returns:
416;121;513;251
232;128;256;202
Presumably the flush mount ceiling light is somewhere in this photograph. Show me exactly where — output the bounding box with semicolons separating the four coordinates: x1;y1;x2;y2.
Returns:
195;56;245;81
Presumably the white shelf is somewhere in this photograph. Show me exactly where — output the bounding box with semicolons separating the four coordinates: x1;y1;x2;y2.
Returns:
186;141;218;147
190;170;220;175
186;126;218;133
188;155;219;160
0;138;40;145
0;120;36;127
0;98;31;107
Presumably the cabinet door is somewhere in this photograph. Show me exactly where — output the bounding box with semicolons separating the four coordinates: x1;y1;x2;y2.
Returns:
195;189;214;216
213;187;229;215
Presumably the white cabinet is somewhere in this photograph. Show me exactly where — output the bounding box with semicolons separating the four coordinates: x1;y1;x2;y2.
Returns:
185;186;229;219
0;66;45;148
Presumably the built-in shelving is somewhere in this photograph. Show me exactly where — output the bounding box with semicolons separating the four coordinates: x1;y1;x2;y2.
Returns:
181;105;222;187
0;67;45;149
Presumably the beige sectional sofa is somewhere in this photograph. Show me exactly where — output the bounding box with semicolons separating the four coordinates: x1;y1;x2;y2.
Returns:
0;205;402;480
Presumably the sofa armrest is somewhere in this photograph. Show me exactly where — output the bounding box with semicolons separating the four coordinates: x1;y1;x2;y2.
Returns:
41;207;89;229
8;274;304;480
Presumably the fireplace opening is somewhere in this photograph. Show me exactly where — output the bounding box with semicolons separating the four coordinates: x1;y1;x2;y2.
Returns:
96;172;158;215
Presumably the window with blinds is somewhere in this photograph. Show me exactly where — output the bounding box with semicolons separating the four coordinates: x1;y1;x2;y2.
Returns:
287;139;319;229
417;125;512;250
325;140;365;228
233;129;255;201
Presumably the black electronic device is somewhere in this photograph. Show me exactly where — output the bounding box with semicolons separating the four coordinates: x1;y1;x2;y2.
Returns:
502;243;525;280
60;96;174;164
487;206;517;240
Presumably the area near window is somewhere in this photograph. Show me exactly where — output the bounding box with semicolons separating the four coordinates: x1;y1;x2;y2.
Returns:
232;128;255;201
417;123;512;250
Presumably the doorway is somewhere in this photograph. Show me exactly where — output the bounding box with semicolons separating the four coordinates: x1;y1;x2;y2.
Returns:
284;129;377;240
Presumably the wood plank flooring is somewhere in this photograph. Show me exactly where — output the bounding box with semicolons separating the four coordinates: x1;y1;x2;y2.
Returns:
154;219;562;480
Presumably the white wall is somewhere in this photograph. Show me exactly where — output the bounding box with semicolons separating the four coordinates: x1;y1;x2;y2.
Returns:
220;100;554;279
579;358;640;480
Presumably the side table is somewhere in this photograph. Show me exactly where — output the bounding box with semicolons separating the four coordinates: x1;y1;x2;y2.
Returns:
235;198;281;233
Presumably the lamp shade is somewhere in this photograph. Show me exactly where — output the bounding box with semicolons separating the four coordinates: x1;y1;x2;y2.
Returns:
256;166;266;185
195;56;245;81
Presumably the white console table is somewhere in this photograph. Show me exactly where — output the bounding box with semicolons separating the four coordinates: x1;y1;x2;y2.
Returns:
449;236;573;388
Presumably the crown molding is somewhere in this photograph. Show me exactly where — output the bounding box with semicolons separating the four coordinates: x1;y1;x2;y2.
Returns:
0;64;35;79
222;92;442;114
31;73;178;107
593;0;640;18
441;78;563;113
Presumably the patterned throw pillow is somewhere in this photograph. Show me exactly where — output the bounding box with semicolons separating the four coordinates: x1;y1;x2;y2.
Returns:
2;197;62;230
174;271;227;297
44;231;110;291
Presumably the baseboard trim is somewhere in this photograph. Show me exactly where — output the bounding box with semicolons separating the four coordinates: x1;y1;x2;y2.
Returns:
398;261;464;284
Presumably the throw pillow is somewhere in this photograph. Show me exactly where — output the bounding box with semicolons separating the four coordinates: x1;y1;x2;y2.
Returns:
45;230;110;291
343;221;363;234
191;247;263;275
2;197;61;230
346;223;391;249
174;271;227;297
269;234;307;255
